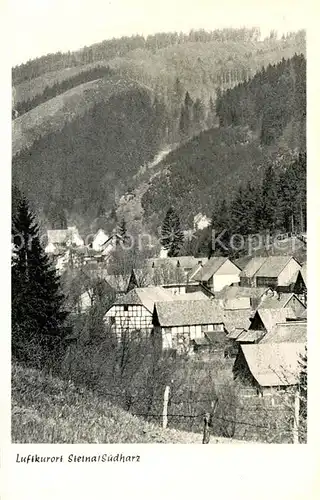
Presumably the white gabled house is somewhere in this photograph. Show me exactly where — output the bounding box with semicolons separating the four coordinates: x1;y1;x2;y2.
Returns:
190;257;241;292
91;229;109;252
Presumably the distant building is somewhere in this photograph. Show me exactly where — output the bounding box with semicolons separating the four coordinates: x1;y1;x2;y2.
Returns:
258;291;306;318
239;256;301;290
147;256;208;277
233;342;306;396
91;229;109;252
152;299;251;355
233;308;297;345
215;285;269;310
45;226;84;254
190;257;241;292
104;287;208;340
193;213;211;231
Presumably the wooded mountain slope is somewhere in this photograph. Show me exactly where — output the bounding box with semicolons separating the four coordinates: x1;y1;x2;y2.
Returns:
141;55;306;230
12;81;165;229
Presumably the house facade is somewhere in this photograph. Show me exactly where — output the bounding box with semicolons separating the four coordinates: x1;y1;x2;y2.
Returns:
233;342;306;396
258;291;306;318
104;287;209;340
152;300;226;354
152;299;251;355
239;256;302;290
191;257;241;292
234;307;297;345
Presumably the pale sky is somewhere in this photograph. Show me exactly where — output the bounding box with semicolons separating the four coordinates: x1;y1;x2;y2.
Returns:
9;0;308;66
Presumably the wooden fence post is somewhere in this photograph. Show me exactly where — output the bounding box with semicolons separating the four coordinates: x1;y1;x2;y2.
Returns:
163;385;170;429
293;387;300;444
202;413;211;444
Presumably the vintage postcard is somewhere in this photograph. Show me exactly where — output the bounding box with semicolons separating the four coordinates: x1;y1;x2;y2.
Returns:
2;0;318;498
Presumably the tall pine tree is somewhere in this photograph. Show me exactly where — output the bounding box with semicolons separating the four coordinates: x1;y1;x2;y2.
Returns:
160;207;184;257
12;193;67;370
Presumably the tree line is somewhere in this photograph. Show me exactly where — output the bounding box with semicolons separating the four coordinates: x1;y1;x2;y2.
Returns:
206;151;307;257
13;65;113;118
13;29;305;85
215;54;306;146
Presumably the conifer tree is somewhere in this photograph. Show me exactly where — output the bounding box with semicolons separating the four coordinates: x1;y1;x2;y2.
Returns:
118;217;129;245
160;207;184;257
12;193;67;369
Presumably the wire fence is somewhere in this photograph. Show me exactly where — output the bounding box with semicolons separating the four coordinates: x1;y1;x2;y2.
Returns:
72;382;300;442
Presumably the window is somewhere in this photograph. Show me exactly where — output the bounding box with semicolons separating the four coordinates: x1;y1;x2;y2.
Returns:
124;305;129;312
110;317;115;325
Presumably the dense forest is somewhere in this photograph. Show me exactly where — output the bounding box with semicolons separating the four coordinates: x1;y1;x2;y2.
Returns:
189;151;306;258
13;65;113;118
12;27;281;84
216;54;306;147
141;54;306;230
12;86;167;229
12;31;306;236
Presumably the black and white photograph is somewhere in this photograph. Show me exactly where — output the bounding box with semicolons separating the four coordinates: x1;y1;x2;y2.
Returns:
10;0;309;452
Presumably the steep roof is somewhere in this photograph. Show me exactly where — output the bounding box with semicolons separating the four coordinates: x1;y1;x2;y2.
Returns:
115;287;174;312
112;287;208;314
258;293;304;310
259;321;307;344
253;308;297;333
234;256;253;271
240;343;306;387
192;257;228;281
255;256;300;278
154;300;251;330
221;309;252;333
239;257;268;278
154;300;225;327
216;286;268;301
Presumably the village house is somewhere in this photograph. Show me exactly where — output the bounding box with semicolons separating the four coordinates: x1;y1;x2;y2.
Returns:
44;226;84;254
127;264;186;290
232;307;297;345
239;257;269;287
259;320;307;344
233;342;306;396
216;285;269;310
257;291;306;318
127;267;214;297
146;256;208;277
90;229;109;252
104;287;209;340
190;257;241;292
240;256;301;290
152;299;251;355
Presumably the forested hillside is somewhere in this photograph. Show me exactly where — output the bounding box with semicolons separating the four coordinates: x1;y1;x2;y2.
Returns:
141;54;306;231
12;29;306;234
12;84;166;229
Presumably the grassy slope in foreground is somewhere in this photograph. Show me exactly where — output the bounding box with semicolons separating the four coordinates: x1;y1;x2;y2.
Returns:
12;75;145;157
12;363;246;444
